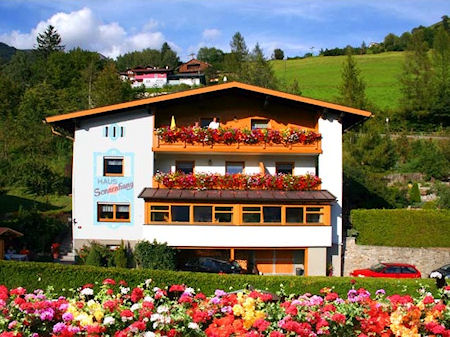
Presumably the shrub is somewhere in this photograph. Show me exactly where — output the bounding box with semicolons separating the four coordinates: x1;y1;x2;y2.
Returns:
436;183;450;209
134;240;176;270
0;261;438;297
113;242;128;268
85;246;102;266
77;241;113;267
351;209;450;247
409;183;421;204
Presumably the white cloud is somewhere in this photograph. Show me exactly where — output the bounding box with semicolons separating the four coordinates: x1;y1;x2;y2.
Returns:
0;7;167;58
202;28;221;41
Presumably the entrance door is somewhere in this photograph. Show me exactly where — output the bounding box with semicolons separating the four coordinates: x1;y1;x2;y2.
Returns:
255;250;299;275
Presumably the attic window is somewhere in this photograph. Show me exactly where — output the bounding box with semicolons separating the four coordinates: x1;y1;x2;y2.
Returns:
187;64;200;69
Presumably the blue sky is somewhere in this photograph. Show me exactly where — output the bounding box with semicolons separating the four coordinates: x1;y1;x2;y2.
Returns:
0;0;448;60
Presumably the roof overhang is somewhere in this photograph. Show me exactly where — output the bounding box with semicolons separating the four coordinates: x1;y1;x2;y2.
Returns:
45;81;371;133
138;188;336;204
0;227;24;238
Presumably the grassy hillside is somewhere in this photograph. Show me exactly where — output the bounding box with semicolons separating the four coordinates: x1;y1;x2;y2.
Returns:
272;52;405;110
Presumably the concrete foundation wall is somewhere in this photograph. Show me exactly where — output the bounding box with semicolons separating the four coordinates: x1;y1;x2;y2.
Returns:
343;237;450;277
308;247;327;276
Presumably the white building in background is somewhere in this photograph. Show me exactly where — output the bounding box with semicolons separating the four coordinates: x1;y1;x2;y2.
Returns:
46;82;371;276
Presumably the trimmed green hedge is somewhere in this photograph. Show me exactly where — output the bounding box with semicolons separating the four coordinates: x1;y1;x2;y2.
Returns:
351;209;450;247
0;261;437;296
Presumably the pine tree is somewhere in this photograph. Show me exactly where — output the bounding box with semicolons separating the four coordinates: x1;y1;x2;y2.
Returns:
399;30;434;125
160;42;179;69
337;50;367;109
224;32;249;79
431;26;450;126
36;25;64;58
246;43;277;88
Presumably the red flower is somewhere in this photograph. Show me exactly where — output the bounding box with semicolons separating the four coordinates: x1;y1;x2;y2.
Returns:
422;295;434;304
325;292;338;302
169;284;186;292
106;289;114;295
120;309;134;318
102;278;116;285
119;280;128;286
331;313;346;324
253;319;270;332
10;287;26;296
82;283;94;289
131;287;144;303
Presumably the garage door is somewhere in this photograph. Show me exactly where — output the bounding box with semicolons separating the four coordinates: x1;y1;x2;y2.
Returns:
255;250;295;275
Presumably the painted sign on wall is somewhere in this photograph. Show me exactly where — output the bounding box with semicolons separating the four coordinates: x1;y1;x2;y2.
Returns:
93;149;135;229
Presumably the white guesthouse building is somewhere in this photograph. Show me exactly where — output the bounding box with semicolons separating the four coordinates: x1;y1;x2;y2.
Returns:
46;82;371;276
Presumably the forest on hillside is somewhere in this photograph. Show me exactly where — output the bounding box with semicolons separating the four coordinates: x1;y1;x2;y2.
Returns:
0;21;449;255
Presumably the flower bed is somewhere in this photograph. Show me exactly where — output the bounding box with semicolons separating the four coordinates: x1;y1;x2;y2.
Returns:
154;172;321;191
0;280;448;337
155;126;321;146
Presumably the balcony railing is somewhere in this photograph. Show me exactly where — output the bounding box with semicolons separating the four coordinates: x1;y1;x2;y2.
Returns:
152;126;322;154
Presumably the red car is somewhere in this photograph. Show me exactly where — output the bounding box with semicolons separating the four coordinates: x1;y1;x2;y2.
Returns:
350;263;421;278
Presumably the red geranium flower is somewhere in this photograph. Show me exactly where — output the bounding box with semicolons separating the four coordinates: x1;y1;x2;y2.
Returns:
102;278;116;285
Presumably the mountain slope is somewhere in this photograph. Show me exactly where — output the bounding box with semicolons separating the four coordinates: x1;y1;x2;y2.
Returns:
272;52;405;110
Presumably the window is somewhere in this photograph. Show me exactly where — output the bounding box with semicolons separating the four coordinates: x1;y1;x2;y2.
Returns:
104;126;109;137
305;207;324;223
171;206;190;222
251;119;269;130
276;162;293;175
104;157;124;176
150;205;169;222
98;203;130;222
175;161;194;174
242;206;261;223
263;207;281;223
226;162;244;174
194;206;212;222
214;206;233;223
286;207;304;223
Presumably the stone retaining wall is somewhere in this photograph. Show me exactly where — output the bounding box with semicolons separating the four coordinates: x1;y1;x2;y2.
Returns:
343;237;450;277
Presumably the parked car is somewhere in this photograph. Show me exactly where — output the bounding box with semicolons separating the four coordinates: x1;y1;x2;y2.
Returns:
350;263;421;278
429;264;450;278
181;257;243;274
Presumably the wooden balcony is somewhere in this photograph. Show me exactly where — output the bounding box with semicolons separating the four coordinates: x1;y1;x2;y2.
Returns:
152;132;321;154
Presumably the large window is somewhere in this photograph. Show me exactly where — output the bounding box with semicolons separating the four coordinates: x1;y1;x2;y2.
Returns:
147;203;327;225
226;162;244;174
104;157;124;176
149;204;234;224
98;203;130;222
175;161;194;174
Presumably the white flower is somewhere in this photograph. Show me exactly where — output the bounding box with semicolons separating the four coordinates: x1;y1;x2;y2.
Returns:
150;313;162;322
143;296;154;302
153;287;160;292
188;322;199;330
80;288;93;296
142;332;155;337
131;303;141;311
157;305;169;313
145;279;152;287
184;287;195;295
103;316;115;325
121;287;130;294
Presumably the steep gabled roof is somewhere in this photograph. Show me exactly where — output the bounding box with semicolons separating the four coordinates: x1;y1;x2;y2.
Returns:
45;81;371;131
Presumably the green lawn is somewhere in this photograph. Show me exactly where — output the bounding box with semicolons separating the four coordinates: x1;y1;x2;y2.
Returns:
0;188;71;215
271;52;405;110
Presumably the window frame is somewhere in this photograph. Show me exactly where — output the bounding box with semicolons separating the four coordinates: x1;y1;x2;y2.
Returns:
97;203;131;222
103;157;124;177
175;161;195;174
225;161;245;175
146;202;329;226
275;162;294;175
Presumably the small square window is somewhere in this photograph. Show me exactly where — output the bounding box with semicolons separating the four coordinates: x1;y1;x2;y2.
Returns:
104;158;124;176
263;207;281;223
226;162;244;174
276;163;293;175
176;161;194;174
251;119;269;130
194;206;212;222
171;206;190;222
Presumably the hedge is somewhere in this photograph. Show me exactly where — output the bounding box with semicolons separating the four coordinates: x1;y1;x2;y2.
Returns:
0;261;438;296
351;209;450;247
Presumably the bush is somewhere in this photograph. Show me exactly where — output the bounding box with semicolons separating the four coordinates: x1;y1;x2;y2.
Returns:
134;240;176;270
0;261;438;297
113;242;128;268
436;183;450;209
351;209;450;247
85;246;102;266
409;183;421;204
77;241;112;267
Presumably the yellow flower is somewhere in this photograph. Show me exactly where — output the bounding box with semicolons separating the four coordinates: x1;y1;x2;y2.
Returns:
232;304;244;316
93;310;104;322
76;312;94;327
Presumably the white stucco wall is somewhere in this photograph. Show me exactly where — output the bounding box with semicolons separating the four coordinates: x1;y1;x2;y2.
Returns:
318;114;342;245
142;225;331;247
72;109;153;244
